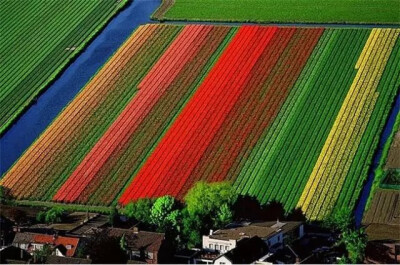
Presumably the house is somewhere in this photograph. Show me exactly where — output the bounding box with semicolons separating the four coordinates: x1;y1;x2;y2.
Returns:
0;245;31;264
107;227;168;264
214;236;269;265
202;220;304;255
12;232;81;257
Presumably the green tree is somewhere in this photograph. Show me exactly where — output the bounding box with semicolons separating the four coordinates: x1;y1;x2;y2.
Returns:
44;207;65;224
324;207;353;232
121;199;153;224
109;206;118;227
120;234;128;252
33;244;53;263
185;181;237;217
182;182;237;248
181;209;203;248
340;229;367;263
214;203;233;227
36;211;46;223
150;196;177;231
0;185;5;203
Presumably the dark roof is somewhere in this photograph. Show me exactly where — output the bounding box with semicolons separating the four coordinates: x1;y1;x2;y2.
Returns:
251;221;302;234
12;232;36;244
218;236;268;264
45;256;91;264
174;249;200;258
69;215;109;236
48;212;98;232
210;221;302;241
0;246;31;264
107;228;164;252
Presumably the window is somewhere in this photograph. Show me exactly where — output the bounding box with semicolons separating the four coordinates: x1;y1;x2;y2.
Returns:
215;244;218;250
220;262;226;265
209;244;214;249
225;246;229;250
220;245;223;250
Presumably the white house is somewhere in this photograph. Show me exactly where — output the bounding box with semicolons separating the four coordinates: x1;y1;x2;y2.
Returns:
199;221;304;264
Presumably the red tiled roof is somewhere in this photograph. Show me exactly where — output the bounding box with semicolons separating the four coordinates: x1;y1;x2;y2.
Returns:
33;234;79;257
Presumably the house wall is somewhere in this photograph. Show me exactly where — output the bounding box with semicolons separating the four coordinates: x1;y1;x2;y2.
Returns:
299;224;304;238
214;255;232;265
202;236;236;254
266;232;283;248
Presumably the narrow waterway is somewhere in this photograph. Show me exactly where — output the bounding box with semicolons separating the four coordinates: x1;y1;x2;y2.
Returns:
0;0;161;175
355;92;400;226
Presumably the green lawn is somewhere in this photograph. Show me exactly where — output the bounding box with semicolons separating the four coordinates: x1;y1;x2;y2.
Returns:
161;0;400;24
0;0;128;134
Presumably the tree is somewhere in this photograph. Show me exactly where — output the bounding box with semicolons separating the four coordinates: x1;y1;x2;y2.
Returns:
0;186;6;203
184;181;237;217
181;209;203;248
182;182;237;248
36;211;46;223
340;228;367;263
324;207;353;232
150;196;177;231
121;198;152;224
214;203;233;227
120;234;128;252
285;208;306;221
44;207;65;224
33;244;52;263
109;206;118;227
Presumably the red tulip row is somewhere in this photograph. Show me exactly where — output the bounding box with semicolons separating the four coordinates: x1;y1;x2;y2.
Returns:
119;26;278;204
53;25;232;204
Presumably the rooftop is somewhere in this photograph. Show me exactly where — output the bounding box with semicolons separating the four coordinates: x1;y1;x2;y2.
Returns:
107;228;164;252
13;232;80;257
209;221;302;241
220;236;269;264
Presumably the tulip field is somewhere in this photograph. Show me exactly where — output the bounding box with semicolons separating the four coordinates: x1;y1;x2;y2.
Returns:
1;25;399;220
0;0;128;134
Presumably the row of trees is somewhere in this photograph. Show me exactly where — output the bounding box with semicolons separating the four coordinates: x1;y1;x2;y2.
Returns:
120;181;236;248
119;181;308;249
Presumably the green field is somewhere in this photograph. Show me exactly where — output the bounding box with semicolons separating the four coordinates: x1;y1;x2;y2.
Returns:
0;0;128;134
156;0;400;24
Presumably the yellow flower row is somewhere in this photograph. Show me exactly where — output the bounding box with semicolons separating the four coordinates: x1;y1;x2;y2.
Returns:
297;28;400;219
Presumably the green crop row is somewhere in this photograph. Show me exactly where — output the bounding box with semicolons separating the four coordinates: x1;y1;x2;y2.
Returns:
0;0;128;134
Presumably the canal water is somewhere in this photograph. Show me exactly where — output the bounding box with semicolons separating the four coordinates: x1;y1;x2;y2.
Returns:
0;0;160;175
354;92;400;226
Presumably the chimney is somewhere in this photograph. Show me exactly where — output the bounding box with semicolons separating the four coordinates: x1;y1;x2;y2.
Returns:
209;229;213;235
133;227;139;234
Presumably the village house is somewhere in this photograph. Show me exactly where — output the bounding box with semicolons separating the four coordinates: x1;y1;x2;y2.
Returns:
12;232;81;257
107;227;169;264
203;221;304;253
195;220;304;264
